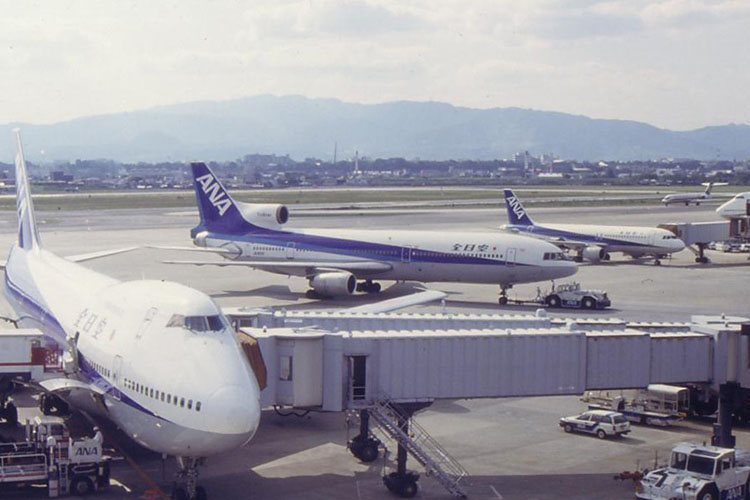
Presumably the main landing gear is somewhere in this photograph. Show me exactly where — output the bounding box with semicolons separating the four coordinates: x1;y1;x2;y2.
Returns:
171;457;207;500
498;285;511;305
357;280;382;294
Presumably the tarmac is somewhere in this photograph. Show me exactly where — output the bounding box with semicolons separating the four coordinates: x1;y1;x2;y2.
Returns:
0;199;748;499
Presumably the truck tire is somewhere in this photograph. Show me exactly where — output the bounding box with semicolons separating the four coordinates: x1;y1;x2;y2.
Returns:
71;476;94;496
696;484;718;500
582;297;596;309
546;295;561;308
596;429;606;439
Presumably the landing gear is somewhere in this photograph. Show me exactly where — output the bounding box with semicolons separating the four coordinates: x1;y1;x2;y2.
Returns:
348;410;381;463
498;285;510;305
356;280;382;294
173;457;207;500
654;259;662;266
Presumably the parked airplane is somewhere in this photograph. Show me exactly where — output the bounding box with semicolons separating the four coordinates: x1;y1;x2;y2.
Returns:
3;131;261;500
502;189;685;265
160;163;577;304
716;192;750;219
661;182;726;206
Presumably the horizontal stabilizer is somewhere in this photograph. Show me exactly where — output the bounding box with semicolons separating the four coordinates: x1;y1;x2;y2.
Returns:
65;246;139;263
146;245;238;255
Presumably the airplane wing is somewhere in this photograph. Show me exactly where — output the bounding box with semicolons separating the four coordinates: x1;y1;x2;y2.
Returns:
65;246;140;263
0;246;139;269
146;245;238;255
345;290;448;313
38;377;107;395
160;259;393;276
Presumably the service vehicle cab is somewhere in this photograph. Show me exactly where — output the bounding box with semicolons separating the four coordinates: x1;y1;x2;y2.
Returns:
637;442;750;500
559;410;630;439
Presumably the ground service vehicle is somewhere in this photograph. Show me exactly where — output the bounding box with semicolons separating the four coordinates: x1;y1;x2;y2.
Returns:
0;417;109;496
559;410;630;439
582;384;689;426
543;282;610;309
637;442;750;500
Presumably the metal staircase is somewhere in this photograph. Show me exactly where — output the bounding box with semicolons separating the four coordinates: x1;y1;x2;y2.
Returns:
368;400;468;498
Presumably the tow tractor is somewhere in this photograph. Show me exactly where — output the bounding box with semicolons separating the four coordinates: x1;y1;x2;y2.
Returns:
502;282;611;309
0;417;110;497
637;442;750;500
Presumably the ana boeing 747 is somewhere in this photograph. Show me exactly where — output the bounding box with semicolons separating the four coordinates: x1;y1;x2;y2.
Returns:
160;163;577;305
3;131;261;500
502;189;685;265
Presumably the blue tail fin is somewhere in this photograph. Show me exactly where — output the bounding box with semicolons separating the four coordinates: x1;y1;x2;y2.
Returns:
503;189;534;226
13;130;42;250
190;162;254;235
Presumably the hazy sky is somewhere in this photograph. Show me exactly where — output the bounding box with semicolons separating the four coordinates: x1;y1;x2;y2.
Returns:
1;0;748;130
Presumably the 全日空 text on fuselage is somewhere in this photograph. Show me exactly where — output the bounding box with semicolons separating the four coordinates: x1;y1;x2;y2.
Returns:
193;226;578;286
4;130;261;459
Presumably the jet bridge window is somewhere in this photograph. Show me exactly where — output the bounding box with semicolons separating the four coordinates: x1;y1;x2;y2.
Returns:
167;314;227;332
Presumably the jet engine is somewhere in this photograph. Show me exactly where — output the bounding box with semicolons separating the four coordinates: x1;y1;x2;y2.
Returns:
581;246;609;262
236;202;289;227
309;272;357;297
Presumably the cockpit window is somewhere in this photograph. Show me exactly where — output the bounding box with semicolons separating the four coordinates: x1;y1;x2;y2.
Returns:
543;252;566;261
167;314;227;332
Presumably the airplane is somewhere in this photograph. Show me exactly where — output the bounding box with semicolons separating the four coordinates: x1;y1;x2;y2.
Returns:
501;189;685;265
716;192;750;219
661;182;726;206
158;162;578;305
3;131;262;500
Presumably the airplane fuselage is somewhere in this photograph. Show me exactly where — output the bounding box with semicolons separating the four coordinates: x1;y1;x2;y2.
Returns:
4;245;261;457
502;222;685;258
195;227;578;286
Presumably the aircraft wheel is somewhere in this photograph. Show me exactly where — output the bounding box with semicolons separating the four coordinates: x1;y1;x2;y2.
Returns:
171;487;189;500
498;296;508;305
371;282;381;293
654;259;662;266
195;486;207;500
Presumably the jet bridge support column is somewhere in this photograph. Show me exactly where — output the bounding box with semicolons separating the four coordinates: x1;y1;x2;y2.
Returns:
712;383;738;448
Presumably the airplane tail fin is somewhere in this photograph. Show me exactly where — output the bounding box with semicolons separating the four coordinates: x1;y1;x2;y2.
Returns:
190;162;254;235
704;182;714;195
503;189;534;226
13;130;42;251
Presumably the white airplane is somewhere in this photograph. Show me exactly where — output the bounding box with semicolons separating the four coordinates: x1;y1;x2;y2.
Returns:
716;192;750;219
160;163;577;305
661;182;726;206
502;189;685;265
3;131;261;500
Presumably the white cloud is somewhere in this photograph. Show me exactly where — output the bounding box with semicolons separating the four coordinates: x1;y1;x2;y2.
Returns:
0;0;748;130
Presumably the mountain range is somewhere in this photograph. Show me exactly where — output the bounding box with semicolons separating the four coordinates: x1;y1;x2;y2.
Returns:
1;95;749;163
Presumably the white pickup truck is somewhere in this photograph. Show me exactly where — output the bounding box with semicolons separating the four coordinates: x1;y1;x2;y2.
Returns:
637;442;750;500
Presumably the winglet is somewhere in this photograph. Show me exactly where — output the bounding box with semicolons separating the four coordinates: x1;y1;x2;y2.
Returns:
503;189;534;226
13;129;42;250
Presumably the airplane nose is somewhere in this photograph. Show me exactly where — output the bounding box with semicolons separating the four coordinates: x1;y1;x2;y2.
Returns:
208;384;261;438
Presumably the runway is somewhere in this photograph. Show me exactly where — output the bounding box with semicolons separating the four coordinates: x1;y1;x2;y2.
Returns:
0;200;748;499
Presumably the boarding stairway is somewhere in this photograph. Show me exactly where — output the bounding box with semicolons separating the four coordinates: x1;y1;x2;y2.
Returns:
367;400;468;498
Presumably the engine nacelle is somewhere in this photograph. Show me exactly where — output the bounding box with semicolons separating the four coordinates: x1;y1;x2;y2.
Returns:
236;202;289;227
193;230;209;247
581;246;608;262
309;272;356;297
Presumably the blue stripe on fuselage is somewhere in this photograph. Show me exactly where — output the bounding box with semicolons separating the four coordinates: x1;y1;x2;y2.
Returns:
4;274;168;423
203;228;528;267
505;224;653;249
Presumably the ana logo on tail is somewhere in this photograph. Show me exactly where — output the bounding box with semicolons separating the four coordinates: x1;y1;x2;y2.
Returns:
506;195;526;220
196;174;232;216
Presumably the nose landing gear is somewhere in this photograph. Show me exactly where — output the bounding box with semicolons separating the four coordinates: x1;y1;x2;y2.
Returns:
498;285;511;305
172;457;207;500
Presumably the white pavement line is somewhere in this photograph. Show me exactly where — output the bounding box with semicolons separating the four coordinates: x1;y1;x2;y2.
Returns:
489;485;503;499
356;480;362;500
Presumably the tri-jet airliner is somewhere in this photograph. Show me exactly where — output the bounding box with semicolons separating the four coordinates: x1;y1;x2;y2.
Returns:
502;189;685;265
3;131;261;500
661;182;726;206
161;163;577;304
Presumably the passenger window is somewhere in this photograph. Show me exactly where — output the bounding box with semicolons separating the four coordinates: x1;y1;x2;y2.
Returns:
188;399;193;410
167;394;171;404
196;402;201;412
180;398;185;408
